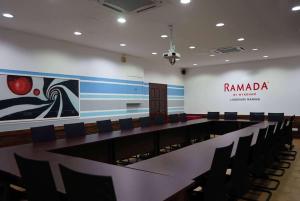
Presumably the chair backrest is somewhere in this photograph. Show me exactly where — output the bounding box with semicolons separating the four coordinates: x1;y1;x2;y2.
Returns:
179;113;187;122
224;112;238;120
249;112;265;121
268;113;284;122
249;128;268;176
229;134;253;196
204;143;234;201
264;124;276;157
119;118;134;130
207;112;220;120
153;115;165;125
64;122;86;138
59;165;117;201
31;125;56;143
96;120;113;133
168;114;179;123
139;117;151;128
252;127;267;160
14;154;60;201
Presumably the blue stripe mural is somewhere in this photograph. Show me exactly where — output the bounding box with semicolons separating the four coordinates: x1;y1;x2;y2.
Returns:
0;69;184;119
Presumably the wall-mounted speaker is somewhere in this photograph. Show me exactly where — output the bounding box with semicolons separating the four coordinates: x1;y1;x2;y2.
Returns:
181;69;186;75
121;55;127;63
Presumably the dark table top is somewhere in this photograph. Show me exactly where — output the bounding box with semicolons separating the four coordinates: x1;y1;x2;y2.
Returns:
128;121;272;180
3;150;193;201
0;119;212;154
0;119;270;201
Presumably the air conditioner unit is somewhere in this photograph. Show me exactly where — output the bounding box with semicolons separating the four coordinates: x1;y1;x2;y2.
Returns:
98;0;163;13
214;46;245;54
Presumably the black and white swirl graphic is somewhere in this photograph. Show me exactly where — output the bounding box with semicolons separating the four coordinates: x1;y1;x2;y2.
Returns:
0;75;79;121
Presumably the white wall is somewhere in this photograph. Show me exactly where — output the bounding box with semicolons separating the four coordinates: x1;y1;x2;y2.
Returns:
0;27;184;132
184;56;300;115
0;27;183;85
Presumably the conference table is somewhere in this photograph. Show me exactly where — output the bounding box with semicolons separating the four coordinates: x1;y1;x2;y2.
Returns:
128;122;271;180
0;119;273;201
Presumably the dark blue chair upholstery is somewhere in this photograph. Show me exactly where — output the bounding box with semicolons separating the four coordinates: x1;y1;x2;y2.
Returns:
64;122;86;138
249;112;265;121
153;115;165;125
168;114;179;123
179;113;187;122
224;112;238;120
139;117;151;128
59;165;117;201
96;120;113;133
268;113;284;122
119;118;134;130
14;154;60;201
207;112;220;120
31;125;56;143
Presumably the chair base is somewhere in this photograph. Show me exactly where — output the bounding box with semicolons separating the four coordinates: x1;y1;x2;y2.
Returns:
265;167;285;177
250;175;280;191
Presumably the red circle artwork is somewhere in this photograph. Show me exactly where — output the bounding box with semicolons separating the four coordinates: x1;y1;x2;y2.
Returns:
7;75;33;95
33;89;40;96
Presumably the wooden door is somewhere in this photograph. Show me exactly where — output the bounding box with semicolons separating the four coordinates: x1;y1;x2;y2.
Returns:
149;83;167;118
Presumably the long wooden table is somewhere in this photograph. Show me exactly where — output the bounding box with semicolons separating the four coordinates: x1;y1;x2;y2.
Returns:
0;119;272;201
128;122;271;180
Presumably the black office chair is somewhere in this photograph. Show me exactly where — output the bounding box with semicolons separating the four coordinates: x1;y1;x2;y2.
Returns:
64;122;86;138
207;112;220;120
31;125;56;143
179;113;187;122
168;114;179;123
59;165;117;201
249;112;265;121
279;116;297;159
153;115;165;125
0;182;9;201
268;113;284;122
14;154;60;201
224;112;238;120
119;118;134;130
227;134;253;198
139;117;151;128
192;143;234;201
249;127;280;192
96;120;113;133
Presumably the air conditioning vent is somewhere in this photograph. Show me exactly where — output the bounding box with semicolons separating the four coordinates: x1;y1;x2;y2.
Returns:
214;46;245;54
98;0;163;13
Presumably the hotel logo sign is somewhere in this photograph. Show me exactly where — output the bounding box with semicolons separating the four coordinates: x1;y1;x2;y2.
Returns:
224;81;269;102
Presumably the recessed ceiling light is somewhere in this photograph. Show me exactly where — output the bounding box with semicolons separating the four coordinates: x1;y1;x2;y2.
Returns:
216;23;225;27
152;52;158;55
210;54;215;57
237;38;245;41
263;55;269;58
225;59;230;62
161;35;168;38
189;46;196;49
176;58;180;61
2;13;14;18
117;17;126;24
73;31;82;36
180;0;191;4
252;48;259;51
120;43;127;47
292;5;300;11
193;64;198;66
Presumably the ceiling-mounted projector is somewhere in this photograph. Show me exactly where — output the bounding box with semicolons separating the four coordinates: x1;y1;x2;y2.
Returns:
98;0;163;13
163;25;181;65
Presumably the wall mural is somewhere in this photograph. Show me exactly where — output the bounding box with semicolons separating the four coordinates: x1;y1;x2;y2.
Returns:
0;74;79;122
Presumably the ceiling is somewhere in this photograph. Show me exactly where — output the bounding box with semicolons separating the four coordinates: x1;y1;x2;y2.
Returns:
0;0;300;68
